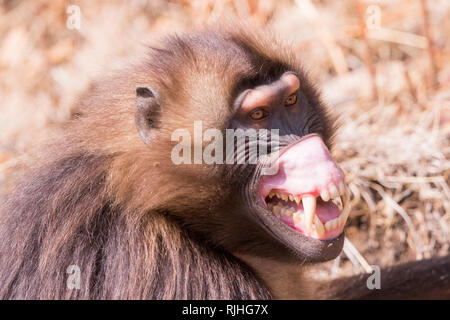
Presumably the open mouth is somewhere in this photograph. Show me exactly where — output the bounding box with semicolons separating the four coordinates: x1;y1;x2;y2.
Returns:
258;134;349;240
264;184;349;239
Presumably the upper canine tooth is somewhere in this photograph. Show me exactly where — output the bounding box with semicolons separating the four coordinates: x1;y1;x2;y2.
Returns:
329;184;339;199
295;196;301;205
338;181;345;196
320;190;330;202
281;194;288;201
302;196;316;229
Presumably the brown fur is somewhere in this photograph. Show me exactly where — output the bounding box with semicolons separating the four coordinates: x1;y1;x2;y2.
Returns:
1;27;448;300
1;27;312;299
322;255;450;299
238;254;450;299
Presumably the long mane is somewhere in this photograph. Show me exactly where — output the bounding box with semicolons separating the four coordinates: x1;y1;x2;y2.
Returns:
0;150;270;299
0;27;318;299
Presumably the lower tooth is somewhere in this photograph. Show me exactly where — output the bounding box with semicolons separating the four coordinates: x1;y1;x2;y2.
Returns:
293;212;301;224
314;216;325;237
332;219;338;229
333;197;343;209
324;217;341;231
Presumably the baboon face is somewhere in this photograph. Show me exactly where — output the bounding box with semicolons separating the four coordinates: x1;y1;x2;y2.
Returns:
228;72;347;263
135;33;347;263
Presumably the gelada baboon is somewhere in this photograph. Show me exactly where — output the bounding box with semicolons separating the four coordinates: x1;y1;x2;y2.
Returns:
0;27;448;299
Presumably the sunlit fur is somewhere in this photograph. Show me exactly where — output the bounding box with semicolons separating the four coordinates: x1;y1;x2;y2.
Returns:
0;27;330;299
1;26;448;300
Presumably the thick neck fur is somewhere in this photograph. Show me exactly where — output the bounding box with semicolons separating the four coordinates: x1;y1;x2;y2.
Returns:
235;254;319;299
0;152;270;299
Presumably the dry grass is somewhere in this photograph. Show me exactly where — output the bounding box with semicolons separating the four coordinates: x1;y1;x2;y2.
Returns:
0;0;449;279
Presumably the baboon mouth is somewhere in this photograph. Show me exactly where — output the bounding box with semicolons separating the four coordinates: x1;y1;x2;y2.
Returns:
263;188;349;240
258;134;349;240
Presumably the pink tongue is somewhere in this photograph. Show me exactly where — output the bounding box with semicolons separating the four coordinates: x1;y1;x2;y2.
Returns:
259;134;344;199
316;201;340;222
275;199;340;224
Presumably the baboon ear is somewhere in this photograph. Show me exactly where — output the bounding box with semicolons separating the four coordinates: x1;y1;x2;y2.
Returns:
134;86;161;145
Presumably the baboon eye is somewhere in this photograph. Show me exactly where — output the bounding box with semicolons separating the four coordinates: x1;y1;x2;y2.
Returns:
285;94;297;106
249;108;269;121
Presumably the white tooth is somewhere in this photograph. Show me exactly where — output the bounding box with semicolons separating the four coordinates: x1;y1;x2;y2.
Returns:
341;206;350;227
269;192;275;198
329;184;339;199
280;194;286;201
289;195;294;201
338;181;345;196
333;196;343;209
320;190;330;202
314;216;325;237
302;196;316;229
281;208;293;217
295;196;301;205
341;194;351;221
275;193;281;199
331;219;338;229
293;212;301;224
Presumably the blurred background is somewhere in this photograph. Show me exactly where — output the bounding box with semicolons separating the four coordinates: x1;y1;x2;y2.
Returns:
0;0;449;278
